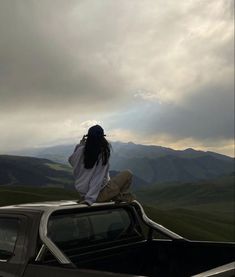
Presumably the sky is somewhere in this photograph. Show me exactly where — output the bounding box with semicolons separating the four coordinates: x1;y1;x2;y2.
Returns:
0;0;234;156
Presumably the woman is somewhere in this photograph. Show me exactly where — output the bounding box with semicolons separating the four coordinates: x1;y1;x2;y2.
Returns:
68;125;134;205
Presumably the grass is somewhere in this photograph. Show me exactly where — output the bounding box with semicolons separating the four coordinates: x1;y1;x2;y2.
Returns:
45;163;72;172
135;176;235;241
143;205;235;242
0;186;80;206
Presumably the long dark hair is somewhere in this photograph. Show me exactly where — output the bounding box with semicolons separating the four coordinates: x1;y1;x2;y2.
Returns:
83;125;111;169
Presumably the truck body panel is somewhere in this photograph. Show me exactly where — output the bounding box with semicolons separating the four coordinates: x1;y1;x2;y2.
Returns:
0;201;234;277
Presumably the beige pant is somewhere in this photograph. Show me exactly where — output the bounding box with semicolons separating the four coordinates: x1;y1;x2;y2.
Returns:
96;170;133;202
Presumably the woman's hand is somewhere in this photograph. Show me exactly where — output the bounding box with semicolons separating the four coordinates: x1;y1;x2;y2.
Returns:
80;135;86;145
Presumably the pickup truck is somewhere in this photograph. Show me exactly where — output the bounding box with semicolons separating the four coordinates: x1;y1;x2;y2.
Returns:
0;200;234;277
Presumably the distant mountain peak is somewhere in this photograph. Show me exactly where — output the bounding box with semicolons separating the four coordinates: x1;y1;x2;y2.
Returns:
8;141;233;186
185;148;197;152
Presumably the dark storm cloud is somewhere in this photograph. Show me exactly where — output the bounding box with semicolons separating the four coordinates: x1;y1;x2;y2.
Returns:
0;0;234;155
111;77;234;141
0;0;127;113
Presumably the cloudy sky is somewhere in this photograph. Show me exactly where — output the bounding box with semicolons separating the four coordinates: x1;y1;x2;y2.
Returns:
0;0;234;156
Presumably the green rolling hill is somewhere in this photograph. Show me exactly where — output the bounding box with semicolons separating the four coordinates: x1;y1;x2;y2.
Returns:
0;186;80;206
143;205;235;242
136;174;235;208
137;175;235;242
0;155;74;189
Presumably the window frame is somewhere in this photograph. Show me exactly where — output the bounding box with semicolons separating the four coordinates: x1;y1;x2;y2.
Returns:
38;201;184;266
36;205;145;264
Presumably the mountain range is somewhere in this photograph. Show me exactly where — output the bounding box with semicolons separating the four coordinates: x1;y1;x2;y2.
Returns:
0;155;147;189
12;141;234;184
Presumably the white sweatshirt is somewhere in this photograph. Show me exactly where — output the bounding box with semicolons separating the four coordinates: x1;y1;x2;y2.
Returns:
68;144;110;205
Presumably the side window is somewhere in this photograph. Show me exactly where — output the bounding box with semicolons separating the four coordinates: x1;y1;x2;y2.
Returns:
0;218;19;261
48;209;143;251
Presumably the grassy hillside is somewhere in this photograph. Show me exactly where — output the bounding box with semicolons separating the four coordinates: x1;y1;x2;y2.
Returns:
143;205;235;242
0;155;73;189
136;175;235;208
0;154;149;191
0;186;80;206
137;175;235;242
112;155;234;184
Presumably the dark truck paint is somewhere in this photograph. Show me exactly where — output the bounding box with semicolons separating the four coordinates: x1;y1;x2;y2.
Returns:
0;200;234;277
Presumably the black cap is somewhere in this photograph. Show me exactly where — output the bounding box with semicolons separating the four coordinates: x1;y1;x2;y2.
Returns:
87;125;105;137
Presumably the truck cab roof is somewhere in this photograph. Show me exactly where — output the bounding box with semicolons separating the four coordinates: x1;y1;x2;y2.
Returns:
0;200;118;213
